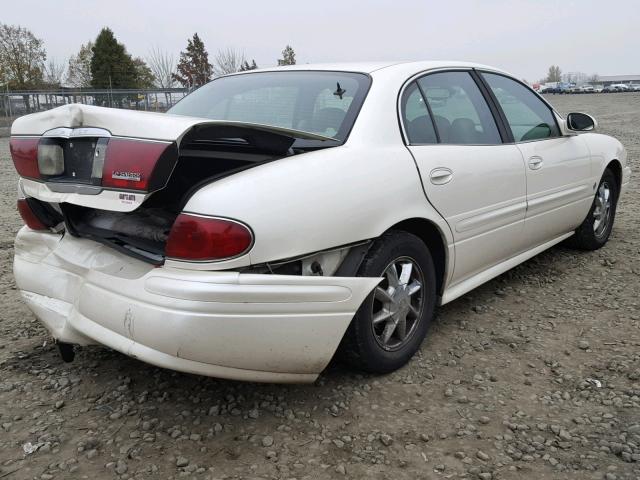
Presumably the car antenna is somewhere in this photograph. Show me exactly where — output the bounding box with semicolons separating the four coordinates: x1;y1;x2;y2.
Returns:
333;82;346;99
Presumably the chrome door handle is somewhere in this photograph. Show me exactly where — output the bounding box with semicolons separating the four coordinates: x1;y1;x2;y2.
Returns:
528;156;543;170
429;167;453;185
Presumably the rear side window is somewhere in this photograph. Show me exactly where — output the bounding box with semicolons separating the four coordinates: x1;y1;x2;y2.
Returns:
417;72;502;145
401;82;437;144
482;73;560;142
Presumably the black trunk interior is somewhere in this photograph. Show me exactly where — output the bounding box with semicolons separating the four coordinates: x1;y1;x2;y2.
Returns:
56;124;333;264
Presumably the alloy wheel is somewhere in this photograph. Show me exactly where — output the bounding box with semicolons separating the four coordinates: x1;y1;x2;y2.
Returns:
593;181;612;238
371;256;425;351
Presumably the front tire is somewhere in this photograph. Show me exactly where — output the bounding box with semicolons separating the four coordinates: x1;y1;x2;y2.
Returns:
338;231;436;373
567;168;618;250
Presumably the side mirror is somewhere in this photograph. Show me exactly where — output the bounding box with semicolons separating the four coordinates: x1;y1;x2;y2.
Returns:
566;112;597;131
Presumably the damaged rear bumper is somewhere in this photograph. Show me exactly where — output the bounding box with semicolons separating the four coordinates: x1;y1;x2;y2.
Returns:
13;227;380;383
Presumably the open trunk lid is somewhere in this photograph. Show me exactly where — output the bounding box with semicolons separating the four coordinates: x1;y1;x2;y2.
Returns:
11;103;334;144
11;104;337;264
11;104;335;212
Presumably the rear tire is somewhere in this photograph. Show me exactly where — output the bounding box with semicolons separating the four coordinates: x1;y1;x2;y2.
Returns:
566;168;618;250
338;231;436;373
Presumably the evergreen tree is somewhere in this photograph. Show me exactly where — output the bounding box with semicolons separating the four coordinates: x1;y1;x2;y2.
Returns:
277;45;296;66
173;33;213;88
132;57;155;88
546;65;562;83
90;28;136;89
239;59;258;71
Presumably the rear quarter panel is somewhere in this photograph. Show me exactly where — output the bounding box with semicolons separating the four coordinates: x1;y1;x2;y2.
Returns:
174;144;453;271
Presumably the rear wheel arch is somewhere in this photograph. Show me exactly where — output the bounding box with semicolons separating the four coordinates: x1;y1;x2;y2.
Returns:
338;229;437;373
605;159;622;195
386;218;448;296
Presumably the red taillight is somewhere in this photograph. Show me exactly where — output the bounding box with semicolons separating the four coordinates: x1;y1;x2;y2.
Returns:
10;138;40;179
165;214;253;261
102;138;170;191
17;199;48;230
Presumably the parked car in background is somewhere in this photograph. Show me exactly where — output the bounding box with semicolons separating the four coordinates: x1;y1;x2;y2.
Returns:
9;61;631;382
629;84;640;91
579;85;595;93
610;83;629;92
540;86;563;94
593;85;604;93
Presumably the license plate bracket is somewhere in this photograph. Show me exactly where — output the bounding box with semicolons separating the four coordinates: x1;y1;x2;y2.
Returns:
40;137;109;186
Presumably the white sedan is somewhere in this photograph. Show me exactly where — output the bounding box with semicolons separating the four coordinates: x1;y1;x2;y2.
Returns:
10;61;630;383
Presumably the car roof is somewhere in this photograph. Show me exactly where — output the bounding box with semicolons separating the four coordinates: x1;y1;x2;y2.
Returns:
250;60;510;76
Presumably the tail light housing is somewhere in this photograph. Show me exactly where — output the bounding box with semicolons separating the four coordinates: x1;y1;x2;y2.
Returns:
17;199;49;231
9;138;40;179
165;214;253;261
37;141;65;175
101;138;171;191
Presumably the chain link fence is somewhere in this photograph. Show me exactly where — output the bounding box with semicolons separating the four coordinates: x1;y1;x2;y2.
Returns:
0;88;189;136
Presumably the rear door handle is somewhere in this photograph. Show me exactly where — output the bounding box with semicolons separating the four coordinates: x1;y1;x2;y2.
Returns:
429;167;453;185
528;156;543;170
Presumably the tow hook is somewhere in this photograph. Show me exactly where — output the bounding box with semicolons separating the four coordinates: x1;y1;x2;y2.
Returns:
57;342;75;363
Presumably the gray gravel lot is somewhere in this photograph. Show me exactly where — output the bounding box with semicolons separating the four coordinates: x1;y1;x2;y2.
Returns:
0;93;639;480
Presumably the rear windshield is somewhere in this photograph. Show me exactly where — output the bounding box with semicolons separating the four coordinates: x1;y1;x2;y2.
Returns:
168;71;371;143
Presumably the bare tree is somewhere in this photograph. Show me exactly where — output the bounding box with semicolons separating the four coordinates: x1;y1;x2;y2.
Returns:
40;58;66;108
43;58;66;87
213;47;246;76
589;73;600;84
147;47;177;108
147;46;176;88
66;41;93;88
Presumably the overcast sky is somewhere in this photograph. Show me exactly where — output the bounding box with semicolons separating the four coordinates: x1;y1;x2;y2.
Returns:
3;0;639;81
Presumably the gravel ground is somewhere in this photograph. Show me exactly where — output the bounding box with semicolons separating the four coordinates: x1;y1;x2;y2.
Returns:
0;93;639;480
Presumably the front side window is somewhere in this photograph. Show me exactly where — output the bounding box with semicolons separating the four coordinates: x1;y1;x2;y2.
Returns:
168;71;371;144
417;72;502;145
482;72;560;142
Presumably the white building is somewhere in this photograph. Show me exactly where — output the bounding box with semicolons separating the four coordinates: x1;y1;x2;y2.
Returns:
593;75;640;86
